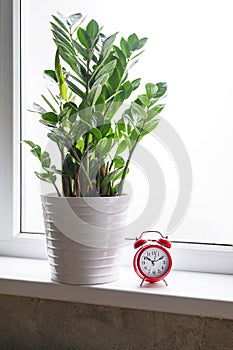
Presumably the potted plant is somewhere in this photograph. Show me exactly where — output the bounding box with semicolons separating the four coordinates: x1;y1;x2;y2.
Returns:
25;12;167;284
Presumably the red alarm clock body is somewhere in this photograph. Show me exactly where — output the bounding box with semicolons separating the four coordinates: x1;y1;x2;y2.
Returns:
133;231;172;285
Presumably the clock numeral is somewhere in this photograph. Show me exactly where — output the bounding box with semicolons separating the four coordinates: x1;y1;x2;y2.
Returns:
157;269;161;274
147;252;150;256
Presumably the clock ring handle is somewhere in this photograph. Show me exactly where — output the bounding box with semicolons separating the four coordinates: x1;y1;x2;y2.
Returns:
137;230;168;240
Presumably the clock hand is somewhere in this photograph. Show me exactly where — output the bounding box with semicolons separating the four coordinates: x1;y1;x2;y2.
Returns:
145;257;153;263
155;256;164;263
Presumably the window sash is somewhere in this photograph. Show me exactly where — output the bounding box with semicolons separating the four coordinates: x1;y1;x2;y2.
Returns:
0;0;232;274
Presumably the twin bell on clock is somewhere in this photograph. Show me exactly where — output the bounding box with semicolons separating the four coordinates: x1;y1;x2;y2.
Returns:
133;230;172;287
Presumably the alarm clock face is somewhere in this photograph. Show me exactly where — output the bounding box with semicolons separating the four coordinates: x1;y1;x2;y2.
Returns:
137;245;172;280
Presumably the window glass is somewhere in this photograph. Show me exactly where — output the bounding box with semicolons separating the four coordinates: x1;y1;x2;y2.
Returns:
21;0;233;244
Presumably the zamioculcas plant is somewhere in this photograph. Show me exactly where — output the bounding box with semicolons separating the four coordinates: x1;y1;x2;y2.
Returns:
25;12;167;197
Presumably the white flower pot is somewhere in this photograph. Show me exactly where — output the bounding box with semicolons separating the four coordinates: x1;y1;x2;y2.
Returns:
41;194;129;285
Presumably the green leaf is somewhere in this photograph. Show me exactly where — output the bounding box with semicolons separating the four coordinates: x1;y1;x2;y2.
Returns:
120;37;130;58
65;79;86;100
90;127;102;141
100;123;111;137
128;33;139;51
154;82;167;98
43;70;58;83
34;172;51;183
116;140;127;155
141;119;160;137
41;95;57;113
24;140;41;159
138;94;151;107
77;27;92;49
148;104;165;120
100;33;118;62
52;31;76;55
55;49;67;101
113;45;127;67
67;13;82;26
131;102;147;119
32;103;46;114
41;151;51;168
50;22;70;41
146;83;158;99
42;112;59;125
100;167;124;188
131;78;141;91
86;19;99;38
87;84;102;106
96;137;112;158
92;73;109;89
113;155;125;168
137;37;148;50
109;67;121;91
52;15;69;32
95;60;117;79
122;132;133;151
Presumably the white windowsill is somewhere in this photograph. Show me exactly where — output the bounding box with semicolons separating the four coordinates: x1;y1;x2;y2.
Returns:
0;256;232;320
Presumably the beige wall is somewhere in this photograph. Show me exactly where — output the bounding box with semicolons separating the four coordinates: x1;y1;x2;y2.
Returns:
0;294;232;350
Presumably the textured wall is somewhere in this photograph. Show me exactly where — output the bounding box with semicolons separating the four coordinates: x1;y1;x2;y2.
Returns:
0;294;233;350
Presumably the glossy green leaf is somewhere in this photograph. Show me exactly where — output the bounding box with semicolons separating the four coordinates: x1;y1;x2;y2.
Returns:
65;79;86;100
137;37;148;50
42;112;59;124
77;27;92;49
92;73;109;89
55;50;67;101
100;167;124;188
41;151;51;168
101;33;118;62
90;127;102;141
116;140;127;155
32;103;46;114
154;82;167;98
43;70;58;83
86;19;99;38
52;15;69;32
41;95;57;113
100;123;111;137
131;102;147;119
141;119;159;137
127;33;139;51
87;84;102;106
50;22;70;41
109;67;121;90
145;83;158;99
120;37;130;58
131;78;141;91
138;94;150;107
67;13;82;26
95;60;117;79
24;140;41;159
113;45;127;67
113;155;125;168
148;104;165;120
34;172;51;183
96;137;112;158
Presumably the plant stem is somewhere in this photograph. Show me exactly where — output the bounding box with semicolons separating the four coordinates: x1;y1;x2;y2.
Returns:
118;117;147;195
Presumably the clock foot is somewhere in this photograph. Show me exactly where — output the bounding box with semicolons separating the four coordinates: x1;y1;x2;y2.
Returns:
163;279;168;286
140;278;146;287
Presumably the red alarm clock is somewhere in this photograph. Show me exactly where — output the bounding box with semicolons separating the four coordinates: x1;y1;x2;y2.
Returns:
133;231;172;286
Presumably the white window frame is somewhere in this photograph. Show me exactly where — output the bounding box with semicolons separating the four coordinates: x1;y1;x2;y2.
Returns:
0;0;232;272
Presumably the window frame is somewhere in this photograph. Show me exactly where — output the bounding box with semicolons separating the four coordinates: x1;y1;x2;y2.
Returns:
0;0;232;272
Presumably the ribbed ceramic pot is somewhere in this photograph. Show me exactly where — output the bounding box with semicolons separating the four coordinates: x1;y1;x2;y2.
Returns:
41;194;129;285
